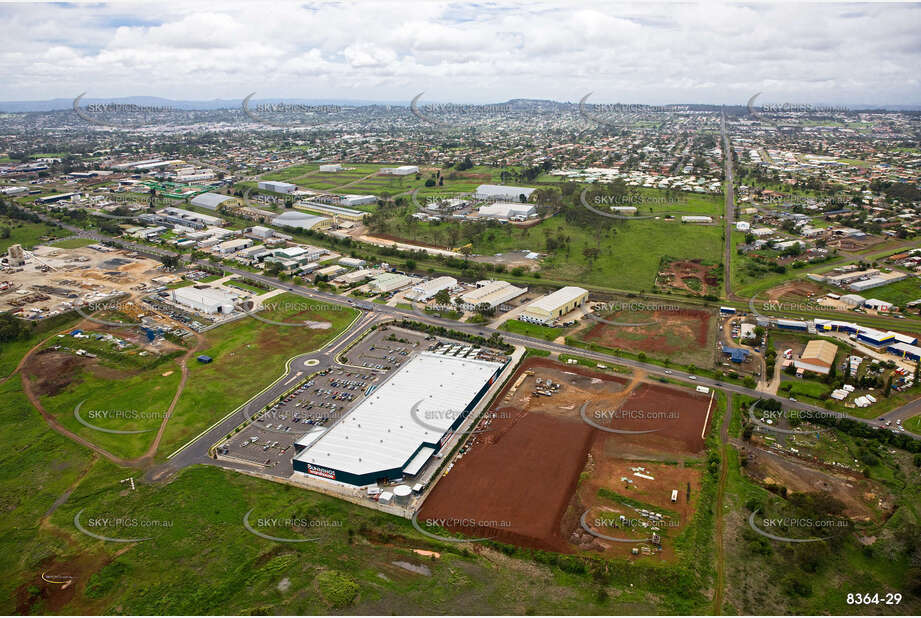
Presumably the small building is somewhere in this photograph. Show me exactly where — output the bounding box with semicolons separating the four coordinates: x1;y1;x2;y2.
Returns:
721;345;750;363
258;181;297;194
864;298;894;312
318;163;343;172
681;215;713;224
839;294;866;307
214;237;253;255
337;195;377;208
246;225;275;240
316;265;346;279
338;257;367;269
457;280;527;311
794;340;838;375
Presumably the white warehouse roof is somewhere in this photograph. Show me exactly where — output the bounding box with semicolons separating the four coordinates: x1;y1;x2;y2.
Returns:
526;286;588;313
190;192;234;210
474;184;536;200
407;276;457;301
295;352;503;477
478;202;536;219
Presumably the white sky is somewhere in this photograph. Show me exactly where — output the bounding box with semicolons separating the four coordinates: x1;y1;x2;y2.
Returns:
1;1;919;105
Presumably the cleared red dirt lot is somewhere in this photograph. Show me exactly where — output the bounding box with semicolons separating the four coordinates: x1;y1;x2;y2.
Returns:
418;359;715;554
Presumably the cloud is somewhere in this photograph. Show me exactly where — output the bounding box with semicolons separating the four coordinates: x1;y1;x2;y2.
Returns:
0;1;917;105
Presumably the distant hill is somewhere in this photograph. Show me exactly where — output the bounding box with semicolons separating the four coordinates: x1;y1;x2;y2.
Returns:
0;96;917;114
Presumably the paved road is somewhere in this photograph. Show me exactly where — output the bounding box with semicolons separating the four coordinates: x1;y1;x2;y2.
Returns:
721;109;735;299
27;214;920;480
35;212;177;259
146;308;378;481
144;263;919;482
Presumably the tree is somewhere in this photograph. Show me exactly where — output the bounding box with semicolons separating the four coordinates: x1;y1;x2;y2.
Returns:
159;254;180;270
582;247;600;264
434;288;451;306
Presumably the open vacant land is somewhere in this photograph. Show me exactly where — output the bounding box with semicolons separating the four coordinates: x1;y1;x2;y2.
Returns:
420;358;713;558
578;305;716;367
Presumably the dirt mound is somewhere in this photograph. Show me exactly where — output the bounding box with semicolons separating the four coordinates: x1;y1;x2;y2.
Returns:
23;350;88;397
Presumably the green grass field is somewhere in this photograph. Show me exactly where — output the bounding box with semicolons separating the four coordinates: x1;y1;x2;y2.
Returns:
856;276;921;307
156;294;359;458
377;212;722;291
0;372;709;615
47;237;98;249
0;218;65;252
499;319;566;341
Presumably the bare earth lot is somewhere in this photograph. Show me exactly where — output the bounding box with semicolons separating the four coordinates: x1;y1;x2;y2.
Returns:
420;359;714;558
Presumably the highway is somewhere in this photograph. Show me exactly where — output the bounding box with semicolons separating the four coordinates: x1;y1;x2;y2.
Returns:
208;263;921;437
721;109;735;299
25;209;921;481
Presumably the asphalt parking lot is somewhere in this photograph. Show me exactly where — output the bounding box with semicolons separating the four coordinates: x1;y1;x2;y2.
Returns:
216;326;489;477
340;325;436;371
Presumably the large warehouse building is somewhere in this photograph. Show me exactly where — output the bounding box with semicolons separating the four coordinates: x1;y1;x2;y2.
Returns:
258;180;297;194
477;202;537;220
457;279;527;311
293;352;507;485
519;286;588;324
171;286;237;314
474;184;535;201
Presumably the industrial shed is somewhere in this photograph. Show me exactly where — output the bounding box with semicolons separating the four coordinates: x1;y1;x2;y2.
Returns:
519;286;588;324
794;340;838;375
171;286;237;314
